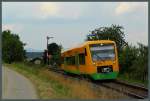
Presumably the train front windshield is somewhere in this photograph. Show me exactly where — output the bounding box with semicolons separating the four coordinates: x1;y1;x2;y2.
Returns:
90;44;115;61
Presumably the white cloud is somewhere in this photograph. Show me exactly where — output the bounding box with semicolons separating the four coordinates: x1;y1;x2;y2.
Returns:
2;24;14;31
2;24;23;33
115;2;147;15
2;2;98;20
37;2;84;19
39;2;59;19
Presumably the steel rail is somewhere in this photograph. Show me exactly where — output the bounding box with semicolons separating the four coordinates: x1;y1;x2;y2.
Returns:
98;82;148;99
93;80;148;99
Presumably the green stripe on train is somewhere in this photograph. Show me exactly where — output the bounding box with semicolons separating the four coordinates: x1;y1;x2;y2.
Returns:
64;70;118;80
90;71;118;80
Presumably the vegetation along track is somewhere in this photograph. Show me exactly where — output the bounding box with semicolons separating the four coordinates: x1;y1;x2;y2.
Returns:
48;66;148;99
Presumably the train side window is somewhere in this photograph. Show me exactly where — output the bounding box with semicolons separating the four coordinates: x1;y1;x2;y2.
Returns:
61;57;64;63
64;57;66;64
66;56;75;65
71;56;75;65
79;53;85;65
66;57;70;65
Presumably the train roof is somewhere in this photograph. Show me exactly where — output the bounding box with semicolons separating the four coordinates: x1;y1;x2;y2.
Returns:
84;40;115;44
61;40;115;53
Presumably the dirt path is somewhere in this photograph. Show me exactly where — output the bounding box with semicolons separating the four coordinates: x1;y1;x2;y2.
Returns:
2;66;38;99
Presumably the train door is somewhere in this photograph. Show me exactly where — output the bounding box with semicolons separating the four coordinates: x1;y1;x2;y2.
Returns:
78;48;87;74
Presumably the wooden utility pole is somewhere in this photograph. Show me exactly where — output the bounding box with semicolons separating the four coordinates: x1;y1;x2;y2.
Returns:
46;36;53;65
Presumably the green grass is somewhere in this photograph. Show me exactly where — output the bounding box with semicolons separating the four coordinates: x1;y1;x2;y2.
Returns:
4;62;128;99
4;62;71;99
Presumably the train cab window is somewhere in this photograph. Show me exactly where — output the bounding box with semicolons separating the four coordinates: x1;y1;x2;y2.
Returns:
79;53;85;65
66;56;75;65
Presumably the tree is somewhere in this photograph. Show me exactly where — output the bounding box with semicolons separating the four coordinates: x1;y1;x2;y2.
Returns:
2;30;25;63
130;43;148;82
119;43;148;82
119;44;138;74
48;43;62;66
86;24;127;52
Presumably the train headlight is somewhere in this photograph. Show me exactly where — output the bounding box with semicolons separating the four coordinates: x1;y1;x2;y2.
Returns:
102;67;111;73
93;62;96;66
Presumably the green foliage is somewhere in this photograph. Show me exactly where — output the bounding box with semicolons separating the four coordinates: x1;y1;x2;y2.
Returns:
130;43;148;82
48;43;62;66
119;43;148;82
2;30;25;63
86;24;127;52
119;45;138;73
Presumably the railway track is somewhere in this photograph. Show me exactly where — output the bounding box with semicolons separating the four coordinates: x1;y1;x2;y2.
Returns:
114;80;148;98
93;80;148;99
48;66;148;99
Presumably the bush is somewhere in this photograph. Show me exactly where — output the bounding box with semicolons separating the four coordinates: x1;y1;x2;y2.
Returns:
119;43;148;82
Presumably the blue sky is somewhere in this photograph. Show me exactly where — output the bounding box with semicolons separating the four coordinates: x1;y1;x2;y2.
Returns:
2;2;148;51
